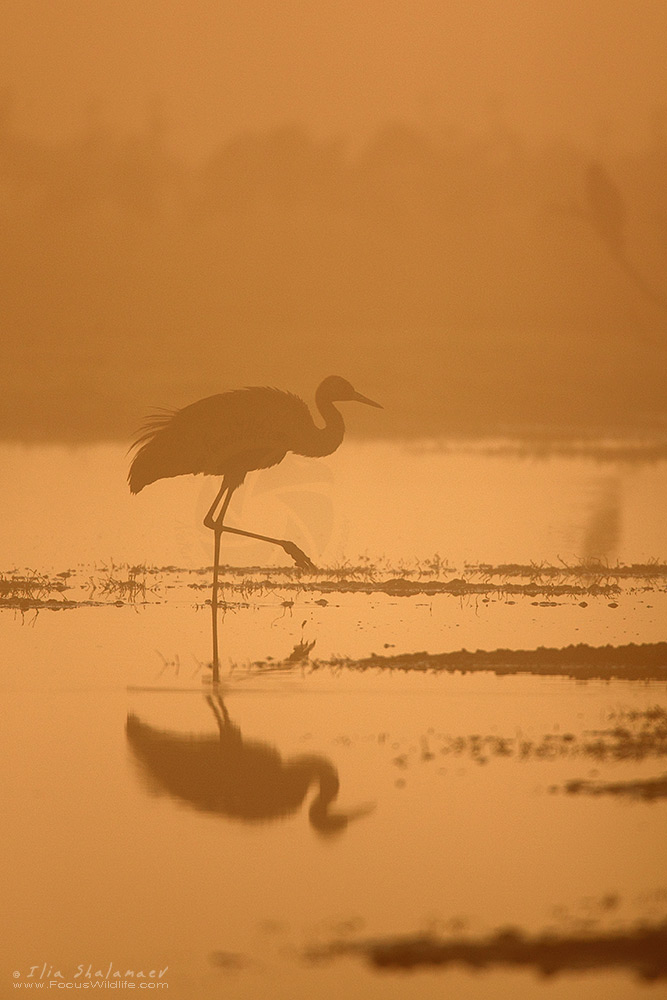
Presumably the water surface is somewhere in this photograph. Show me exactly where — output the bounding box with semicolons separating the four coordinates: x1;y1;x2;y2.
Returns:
2;439;666;998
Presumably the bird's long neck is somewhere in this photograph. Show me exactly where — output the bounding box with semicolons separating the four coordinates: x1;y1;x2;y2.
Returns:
303;758;344;832
300;388;345;458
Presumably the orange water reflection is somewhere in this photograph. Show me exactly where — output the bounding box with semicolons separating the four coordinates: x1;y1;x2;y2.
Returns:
2;440;666;999
1;440;666;570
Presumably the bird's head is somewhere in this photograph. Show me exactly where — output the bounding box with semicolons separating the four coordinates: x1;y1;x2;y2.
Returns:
318;375;382;409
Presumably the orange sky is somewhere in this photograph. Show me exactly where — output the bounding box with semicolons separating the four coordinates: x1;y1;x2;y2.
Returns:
2;0;666;159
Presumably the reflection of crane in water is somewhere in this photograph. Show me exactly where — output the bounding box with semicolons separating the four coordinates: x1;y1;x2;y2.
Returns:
126;693;374;836
129;376;382;680
573;163;664;553
583;160;667;313
581;474;621;564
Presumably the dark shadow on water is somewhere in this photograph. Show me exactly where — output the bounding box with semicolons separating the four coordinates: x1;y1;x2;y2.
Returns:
126;692;374;836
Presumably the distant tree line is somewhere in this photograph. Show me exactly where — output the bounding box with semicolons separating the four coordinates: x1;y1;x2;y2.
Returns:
1;95;665;439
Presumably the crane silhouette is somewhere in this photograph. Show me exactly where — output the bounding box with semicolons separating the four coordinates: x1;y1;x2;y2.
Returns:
583;160;667;313
126;692;374;835
129;375;381;680
584;160;626;262
548;160;667;318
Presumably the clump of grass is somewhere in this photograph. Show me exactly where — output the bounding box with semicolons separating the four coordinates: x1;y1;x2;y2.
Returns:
0;569;68;603
86;562;156;603
465;559;667;584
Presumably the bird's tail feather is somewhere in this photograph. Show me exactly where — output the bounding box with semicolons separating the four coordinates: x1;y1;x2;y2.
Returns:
127;410;177;493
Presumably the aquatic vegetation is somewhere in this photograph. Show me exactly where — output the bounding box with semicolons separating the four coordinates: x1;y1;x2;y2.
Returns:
0;563;162;609
5;556;662;610
376;704;667;773
85;561;157;602
466;560;667;585
0;568;68;603
0;569;77;612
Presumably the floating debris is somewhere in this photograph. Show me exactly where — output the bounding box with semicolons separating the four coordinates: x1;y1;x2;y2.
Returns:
208;950;254;971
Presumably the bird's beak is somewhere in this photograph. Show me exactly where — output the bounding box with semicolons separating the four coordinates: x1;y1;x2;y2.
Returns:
351;391;383;409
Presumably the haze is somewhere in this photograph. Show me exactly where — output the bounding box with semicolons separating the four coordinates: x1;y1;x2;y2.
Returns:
3;7;667;990
4;0;667;156
2;0;666;440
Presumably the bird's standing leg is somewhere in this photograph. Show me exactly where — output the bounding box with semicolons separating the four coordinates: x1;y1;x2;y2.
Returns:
208;482;235;685
211;528;222;685
204;479;231;531
206;692;231;733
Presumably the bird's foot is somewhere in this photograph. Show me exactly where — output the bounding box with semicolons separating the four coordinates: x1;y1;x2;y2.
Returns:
282;541;317;572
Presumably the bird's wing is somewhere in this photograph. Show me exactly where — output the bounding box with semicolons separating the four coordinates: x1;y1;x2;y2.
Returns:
128;388;315;492
129;408;177;450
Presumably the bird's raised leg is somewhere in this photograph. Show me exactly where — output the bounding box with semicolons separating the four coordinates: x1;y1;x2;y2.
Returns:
205;479;316;575
214;524;316;572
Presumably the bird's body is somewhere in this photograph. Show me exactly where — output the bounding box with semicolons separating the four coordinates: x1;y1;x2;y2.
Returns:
128;376;381;681
129;383;347;494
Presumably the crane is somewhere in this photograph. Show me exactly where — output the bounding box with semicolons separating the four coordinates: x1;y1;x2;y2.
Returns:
129;375;382;679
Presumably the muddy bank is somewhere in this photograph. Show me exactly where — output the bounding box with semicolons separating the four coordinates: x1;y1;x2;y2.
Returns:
305;920;667;980
561;773;667;801
315;642;667;681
